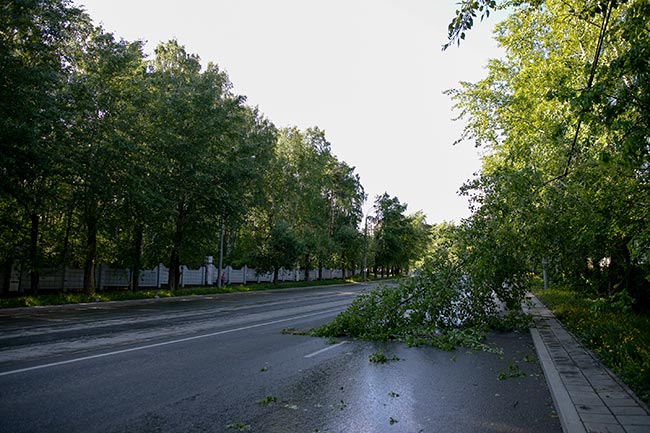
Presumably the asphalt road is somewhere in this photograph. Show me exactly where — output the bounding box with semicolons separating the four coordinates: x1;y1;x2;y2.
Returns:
0;283;562;433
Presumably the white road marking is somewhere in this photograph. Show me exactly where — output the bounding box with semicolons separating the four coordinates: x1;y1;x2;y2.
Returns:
0;308;344;377
304;341;348;358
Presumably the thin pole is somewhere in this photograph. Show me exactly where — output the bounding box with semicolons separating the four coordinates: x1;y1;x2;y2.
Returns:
362;215;368;282
218;208;225;289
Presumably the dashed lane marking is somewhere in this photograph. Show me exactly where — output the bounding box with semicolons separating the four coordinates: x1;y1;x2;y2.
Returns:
304;341;348;358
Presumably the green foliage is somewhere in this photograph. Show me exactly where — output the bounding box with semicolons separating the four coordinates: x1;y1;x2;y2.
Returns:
486;311;533;333
0;290;171;309
497;363;527;380
368;351;400;364
246;127;365;282
257;396;277;406
536;288;650;405
64;25;149;294
315;227;528;352
406;327;499;353
0;0;89;292
314;283;410;341
445;0;499;49
253;221;303;278
448;0;650;308
325;337;339;345
370;193;430;277
145;40;259;291
589;290;636;314
0;2;369;295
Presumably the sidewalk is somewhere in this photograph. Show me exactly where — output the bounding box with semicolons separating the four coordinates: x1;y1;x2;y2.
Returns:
525;295;650;433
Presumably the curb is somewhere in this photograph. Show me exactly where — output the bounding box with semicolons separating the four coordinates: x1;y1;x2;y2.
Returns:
530;327;587;433
526;294;650;433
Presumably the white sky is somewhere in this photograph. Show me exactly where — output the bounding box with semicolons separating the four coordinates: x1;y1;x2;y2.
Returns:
75;0;506;224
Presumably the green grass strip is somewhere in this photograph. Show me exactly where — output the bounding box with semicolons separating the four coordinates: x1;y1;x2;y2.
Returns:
0;276;402;309
534;287;650;406
0;279;354;309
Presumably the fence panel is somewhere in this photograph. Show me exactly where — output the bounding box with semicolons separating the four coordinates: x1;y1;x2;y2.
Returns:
2;262;350;292
38;268;63;290
228;267;245;284
180;266;206;287
65;269;84;290
139;267;159;288
158;264;169;287
101;267;130;289
279;268;293;282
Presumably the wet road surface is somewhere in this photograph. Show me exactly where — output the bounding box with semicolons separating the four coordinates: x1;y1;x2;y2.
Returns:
0;284;561;432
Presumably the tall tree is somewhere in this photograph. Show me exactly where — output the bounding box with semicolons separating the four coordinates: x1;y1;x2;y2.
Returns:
0;0;87;292
372;193;427;277
246;126;363;282
64;26;146;294
449;0;650;306
147;40;263;290
325;160;365;276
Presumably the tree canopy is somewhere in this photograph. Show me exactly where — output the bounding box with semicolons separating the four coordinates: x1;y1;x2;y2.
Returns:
449;0;650;308
319;0;650;351
4;1;433;294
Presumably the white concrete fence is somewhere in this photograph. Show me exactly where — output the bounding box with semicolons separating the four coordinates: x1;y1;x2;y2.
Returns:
5;260;345;292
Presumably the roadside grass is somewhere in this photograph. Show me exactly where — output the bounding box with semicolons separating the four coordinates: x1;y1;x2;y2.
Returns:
534;287;650;405
0;277;377;309
0;275;406;309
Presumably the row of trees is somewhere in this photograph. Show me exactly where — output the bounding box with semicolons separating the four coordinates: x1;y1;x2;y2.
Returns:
371;193;430;278
440;0;649;308
0;0;429;295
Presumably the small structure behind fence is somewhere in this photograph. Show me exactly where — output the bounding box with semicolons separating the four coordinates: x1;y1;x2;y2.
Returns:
4;261;346;292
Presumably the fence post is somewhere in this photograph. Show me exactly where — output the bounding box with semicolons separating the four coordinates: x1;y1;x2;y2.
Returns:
243;265;248;284
9;261;20;292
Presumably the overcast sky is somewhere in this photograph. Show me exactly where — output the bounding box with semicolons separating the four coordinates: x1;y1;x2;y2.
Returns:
75;0;506;223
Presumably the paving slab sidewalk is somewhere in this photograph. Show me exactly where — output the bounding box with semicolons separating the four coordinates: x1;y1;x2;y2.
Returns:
525;294;650;433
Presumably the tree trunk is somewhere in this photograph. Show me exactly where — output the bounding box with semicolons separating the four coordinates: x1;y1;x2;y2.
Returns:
60;206;73;291
130;223;143;292
83;211;98;295
1;258;12;296
304;253;311;282
608;239;631;296
168;248;180;291
168;202;187;292
29;212;40;293
273;267;279;284
318;261;323;281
